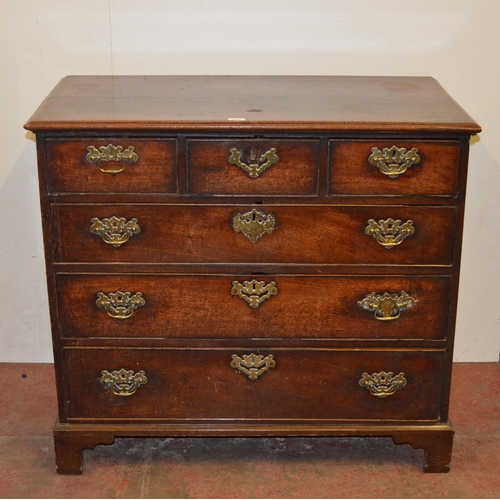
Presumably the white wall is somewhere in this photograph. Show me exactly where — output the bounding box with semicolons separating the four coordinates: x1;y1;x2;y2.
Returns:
1;0;499;362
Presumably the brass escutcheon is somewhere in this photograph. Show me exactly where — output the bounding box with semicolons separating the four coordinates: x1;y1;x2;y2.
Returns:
230;279;278;308
86;144;139;174
231;209;277;243
358;291;418;321
99;369;148;396
359;371;407;398
90;216;141;247
230;353;276;380
228;147;279;178
368;146;420;179
96;291;146;319
365;218;415;249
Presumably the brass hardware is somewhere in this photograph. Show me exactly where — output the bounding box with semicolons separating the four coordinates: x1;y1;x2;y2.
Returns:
359;371;407;398
231;209;277;243
86;144;139;174
358;291;418;321
365;218;415;249
96;291;146;319
228;147;279;178
230;279;278;308
99;369;148;396
90;216;141;247
368;146;420;179
230;353;276;380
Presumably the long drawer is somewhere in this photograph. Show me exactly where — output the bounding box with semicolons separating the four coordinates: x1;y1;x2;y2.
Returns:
52;204;455;265
62;348;445;422
57;273;451;340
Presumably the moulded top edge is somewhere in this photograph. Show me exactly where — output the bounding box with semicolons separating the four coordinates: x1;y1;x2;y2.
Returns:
23;120;482;134
24;75;481;135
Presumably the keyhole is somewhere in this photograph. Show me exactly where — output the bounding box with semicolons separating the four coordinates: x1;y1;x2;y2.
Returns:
249;147;258;161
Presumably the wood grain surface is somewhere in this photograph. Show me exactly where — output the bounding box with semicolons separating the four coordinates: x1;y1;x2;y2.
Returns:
27;75;479;473
62;347;445;422
329;140;461;196
46;138;177;193
52;204;456;265
56;273;451;340
24;76;481;133
187;139;319;195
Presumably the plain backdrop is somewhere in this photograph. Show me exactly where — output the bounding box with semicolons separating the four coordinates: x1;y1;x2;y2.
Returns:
1;0;499;362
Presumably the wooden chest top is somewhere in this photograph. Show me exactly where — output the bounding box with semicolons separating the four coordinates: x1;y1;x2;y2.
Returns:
25;75;480;133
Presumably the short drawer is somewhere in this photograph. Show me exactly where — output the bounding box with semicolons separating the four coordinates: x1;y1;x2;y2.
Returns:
57;273;451;340
52;204;455;265
187;139;319;195
63;348;445;422
329;140;461;196
45;138;177;193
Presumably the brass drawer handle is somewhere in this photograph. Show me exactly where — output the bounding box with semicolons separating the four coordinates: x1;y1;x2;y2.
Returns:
96;291;146;319
90;216;141;247
100;369;148;396
359;371;407;398
231;209;277;243
230;353;276;380
365;218;415;249
230;279;278;308
358;291;418;321
86;144;139;174
368;146;420;179
228;147;279;178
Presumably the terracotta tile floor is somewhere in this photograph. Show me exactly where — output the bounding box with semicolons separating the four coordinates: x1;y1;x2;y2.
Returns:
1;362;499;498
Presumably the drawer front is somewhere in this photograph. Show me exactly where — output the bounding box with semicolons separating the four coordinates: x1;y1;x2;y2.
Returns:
57;274;451;340
329;140;460;196
187;139;319;195
63;348;445;422
53;204;455;265
46;138;177;193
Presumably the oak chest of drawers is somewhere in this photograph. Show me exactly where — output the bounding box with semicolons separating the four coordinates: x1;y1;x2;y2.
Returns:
25;75;480;474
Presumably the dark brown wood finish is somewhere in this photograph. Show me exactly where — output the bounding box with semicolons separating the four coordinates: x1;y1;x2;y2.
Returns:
46;138;177;193
187;139;319;195
25;76;480;474
56;274;451;340
52;204;456;265
62;348;445;422
329;140;461;196
52;421;454;475
24;76;480;133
